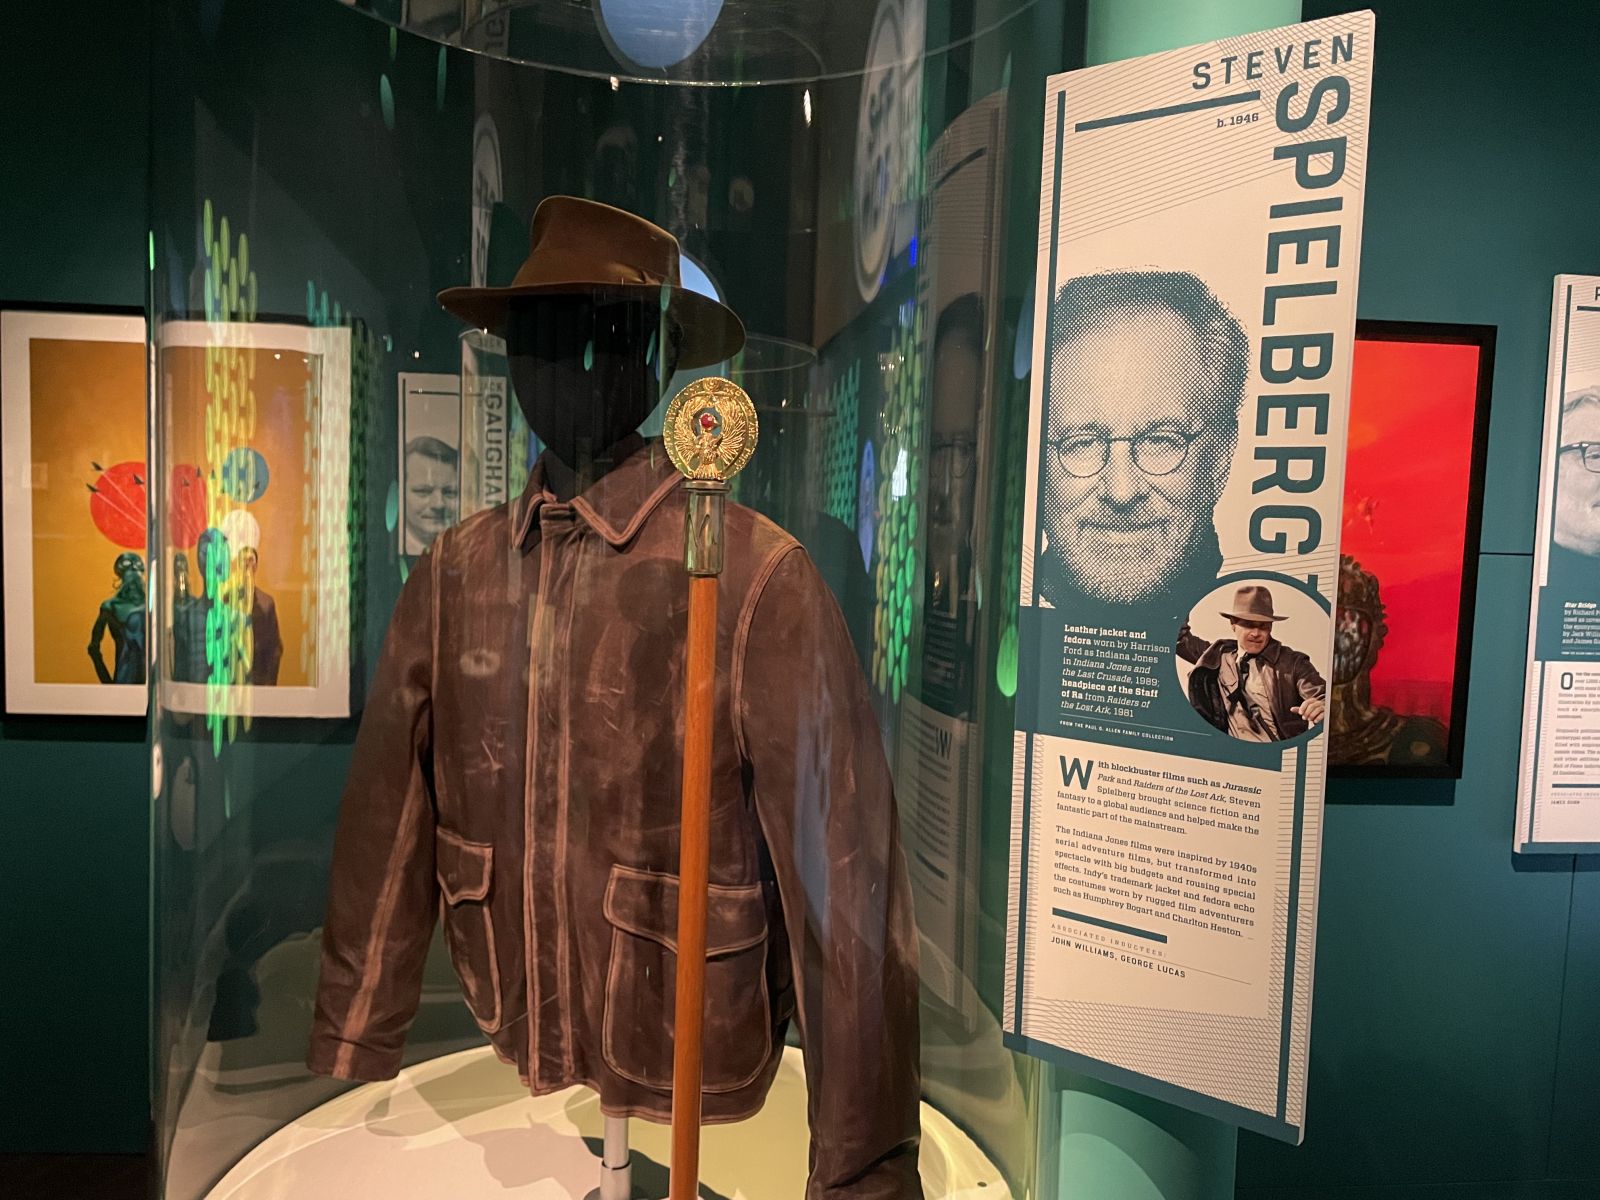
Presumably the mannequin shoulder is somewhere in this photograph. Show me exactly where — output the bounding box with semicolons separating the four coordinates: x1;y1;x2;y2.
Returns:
427;498;517;564
467;496;519;535
722;502;845;605
724;501;803;559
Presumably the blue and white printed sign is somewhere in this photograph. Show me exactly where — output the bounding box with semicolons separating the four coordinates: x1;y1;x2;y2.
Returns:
1006;12;1374;1144
1516;276;1600;854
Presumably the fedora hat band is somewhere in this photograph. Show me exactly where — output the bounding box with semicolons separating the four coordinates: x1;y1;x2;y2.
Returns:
1221;584;1286;622
510;244;671;294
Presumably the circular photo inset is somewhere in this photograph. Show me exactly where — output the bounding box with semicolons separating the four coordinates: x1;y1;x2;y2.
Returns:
1175;578;1329;743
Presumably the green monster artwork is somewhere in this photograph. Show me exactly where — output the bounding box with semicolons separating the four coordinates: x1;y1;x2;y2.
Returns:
87;551;147;685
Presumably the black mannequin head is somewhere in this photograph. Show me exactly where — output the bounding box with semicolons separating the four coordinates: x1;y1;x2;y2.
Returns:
505;292;681;470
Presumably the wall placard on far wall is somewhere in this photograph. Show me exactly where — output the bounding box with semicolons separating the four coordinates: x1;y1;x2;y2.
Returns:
1516;275;1600;852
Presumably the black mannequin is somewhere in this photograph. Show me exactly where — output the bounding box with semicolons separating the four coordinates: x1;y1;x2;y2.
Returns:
505;293;682;501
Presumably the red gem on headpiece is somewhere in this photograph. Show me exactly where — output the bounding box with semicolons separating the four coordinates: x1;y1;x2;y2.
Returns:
699;411;717;430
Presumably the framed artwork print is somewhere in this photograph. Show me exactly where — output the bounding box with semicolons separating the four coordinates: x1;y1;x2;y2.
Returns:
2;307;149;716
1330;320;1494;778
156;318;352;720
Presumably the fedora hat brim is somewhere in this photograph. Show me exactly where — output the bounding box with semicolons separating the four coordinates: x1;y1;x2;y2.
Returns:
436;280;746;371
1221;609;1287;622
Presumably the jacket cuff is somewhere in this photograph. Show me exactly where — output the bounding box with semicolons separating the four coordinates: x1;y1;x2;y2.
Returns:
306;1033;404;1081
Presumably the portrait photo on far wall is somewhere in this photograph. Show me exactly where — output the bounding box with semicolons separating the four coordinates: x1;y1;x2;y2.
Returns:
399;372;463;556
1331;321;1493;778
1546;364;1600;598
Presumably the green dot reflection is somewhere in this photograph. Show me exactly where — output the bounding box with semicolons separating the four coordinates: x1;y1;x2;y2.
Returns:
199;200;259;755
872;305;925;702
995;375;1028;698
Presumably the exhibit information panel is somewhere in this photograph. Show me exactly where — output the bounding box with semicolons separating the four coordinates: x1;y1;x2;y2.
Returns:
1004;12;1374;1143
1516;275;1600;853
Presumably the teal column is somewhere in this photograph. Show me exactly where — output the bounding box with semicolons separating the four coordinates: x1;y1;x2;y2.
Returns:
1055;1071;1239;1200
1087;0;1302;65
1054;5;1302;1200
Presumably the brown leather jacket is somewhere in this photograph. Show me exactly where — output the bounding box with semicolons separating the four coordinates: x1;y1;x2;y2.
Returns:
308;438;923;1198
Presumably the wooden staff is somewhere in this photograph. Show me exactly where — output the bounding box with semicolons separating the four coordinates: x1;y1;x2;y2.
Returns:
662;378;758;1200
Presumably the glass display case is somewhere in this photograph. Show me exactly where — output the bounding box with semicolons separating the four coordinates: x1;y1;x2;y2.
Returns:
148;0;1066;1195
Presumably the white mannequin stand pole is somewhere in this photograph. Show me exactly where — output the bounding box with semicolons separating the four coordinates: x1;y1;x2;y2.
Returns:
600;1114;632;1200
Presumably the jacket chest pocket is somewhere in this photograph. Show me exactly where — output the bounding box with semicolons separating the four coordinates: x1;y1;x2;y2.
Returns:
436;827;504;1033
601;865;772;1094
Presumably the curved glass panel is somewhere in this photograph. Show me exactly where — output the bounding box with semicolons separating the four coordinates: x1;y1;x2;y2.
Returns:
149;0;1065;1195
344;0;1044;86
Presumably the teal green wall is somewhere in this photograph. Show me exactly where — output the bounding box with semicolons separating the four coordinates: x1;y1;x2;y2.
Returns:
5;1;1600;1191
0;6;151;1153
1237;2;1600;1197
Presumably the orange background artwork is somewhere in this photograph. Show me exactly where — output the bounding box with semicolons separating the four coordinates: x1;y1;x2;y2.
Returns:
162;344;317;688
28;337;147;685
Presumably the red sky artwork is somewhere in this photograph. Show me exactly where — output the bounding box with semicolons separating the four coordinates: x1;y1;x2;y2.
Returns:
1341;337;1482;723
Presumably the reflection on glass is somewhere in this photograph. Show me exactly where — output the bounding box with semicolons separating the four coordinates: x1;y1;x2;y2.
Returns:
149;1;1061;1196
401;436;460;552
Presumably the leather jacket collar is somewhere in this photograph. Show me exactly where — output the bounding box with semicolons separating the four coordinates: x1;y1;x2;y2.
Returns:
512;434;679;551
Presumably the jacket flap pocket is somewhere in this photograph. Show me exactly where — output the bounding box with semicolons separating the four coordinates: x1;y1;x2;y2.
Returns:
436;827;493;904
603;865;767;956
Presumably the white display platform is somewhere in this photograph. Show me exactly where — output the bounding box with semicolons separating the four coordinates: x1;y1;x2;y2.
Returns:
209;1044;1007;1199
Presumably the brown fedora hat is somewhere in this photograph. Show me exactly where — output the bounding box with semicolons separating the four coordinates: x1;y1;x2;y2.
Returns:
436;196;745;370
1221;584;1287;623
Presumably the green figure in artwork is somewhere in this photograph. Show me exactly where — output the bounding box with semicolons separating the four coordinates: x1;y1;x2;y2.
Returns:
88;551;147;685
